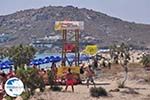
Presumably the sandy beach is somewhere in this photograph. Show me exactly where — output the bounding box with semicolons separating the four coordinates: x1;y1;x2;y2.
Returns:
29;64;150;100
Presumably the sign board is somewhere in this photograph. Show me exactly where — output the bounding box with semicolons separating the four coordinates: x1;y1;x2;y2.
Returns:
57;66;80;77
64;43;76;53
4;77;24;97
55;21;84;30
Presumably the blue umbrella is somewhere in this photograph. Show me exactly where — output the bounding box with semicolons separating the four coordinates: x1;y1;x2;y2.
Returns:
31;59;42;65
30;55;62;65
53;56;61;62
49;56;55;62
38;58;44;64
50;56;61;63
3;60;13;65
68;55;75;59
0;63;12;69
80;55;90;61
49;56;55;59
43;56;50;63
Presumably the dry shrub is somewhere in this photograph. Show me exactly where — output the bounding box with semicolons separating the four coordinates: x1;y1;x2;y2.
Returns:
90;87;108;97
51;86;62;92
21;92;30;100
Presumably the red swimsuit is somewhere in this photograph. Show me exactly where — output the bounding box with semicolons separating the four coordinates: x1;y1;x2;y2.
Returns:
66;73;74;85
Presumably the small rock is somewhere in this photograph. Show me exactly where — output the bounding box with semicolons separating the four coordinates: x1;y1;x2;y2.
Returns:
109;88;120;92
35;88;40;93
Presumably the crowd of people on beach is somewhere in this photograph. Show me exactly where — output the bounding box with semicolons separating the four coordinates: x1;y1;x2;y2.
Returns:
0;56;106;99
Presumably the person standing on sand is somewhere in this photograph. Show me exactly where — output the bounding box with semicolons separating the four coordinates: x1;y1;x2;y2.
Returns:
93;58;98;69
79;63;85;81
65;68;74;92
86;65;96;88
51;62;57;83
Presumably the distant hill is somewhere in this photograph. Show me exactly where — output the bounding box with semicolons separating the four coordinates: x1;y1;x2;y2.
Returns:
0;5;150;48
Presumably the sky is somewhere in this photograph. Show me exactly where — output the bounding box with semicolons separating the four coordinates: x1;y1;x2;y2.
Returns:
0;0;150;24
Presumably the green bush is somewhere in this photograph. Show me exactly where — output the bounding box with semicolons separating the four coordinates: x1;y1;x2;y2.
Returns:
4;95;14;100
16;67;45;95
141;54;150;67
90;87;107;97
21;92;30;100
4;93;29;100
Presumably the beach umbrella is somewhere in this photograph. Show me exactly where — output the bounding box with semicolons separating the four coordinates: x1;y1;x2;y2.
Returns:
43;56;50;63
66;55;75;62
50;56;61;63
38;58;45;64
0;63;12;69
80;55;90;61
68;55;75;59
3;60;14;65
30;55;62;66
30;59;38;65
49;56;55;62
31;59;43;65
30;60;34;65
54;56;61;62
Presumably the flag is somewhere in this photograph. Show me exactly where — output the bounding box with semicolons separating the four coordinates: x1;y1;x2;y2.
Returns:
82;45;97;55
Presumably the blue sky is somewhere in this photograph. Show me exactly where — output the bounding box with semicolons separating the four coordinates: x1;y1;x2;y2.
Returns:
0;0;150;24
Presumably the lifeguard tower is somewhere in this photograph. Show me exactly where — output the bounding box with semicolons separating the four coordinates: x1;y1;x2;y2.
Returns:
55;21;84;84
55;21;84;66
